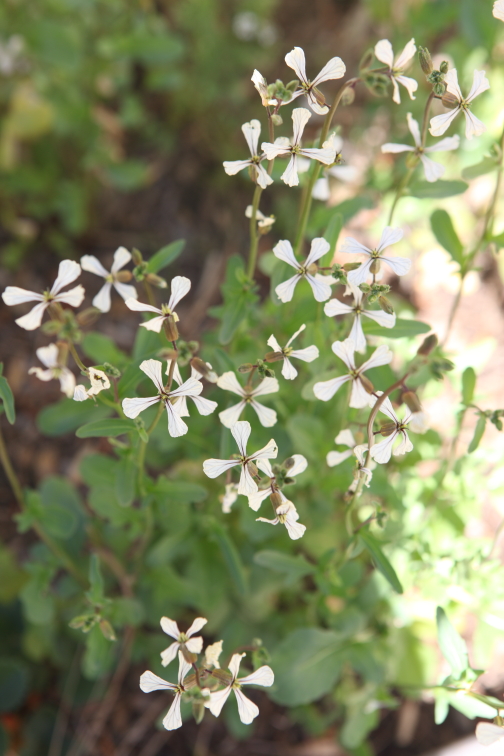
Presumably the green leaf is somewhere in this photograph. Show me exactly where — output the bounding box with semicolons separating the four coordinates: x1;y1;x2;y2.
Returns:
0;377;15;424
462;367;476;405
0;658;30;713
81;333;127;367
430;209;464;265
447;691;496;720
491;232;504;248
359;530;403;594
87;554;105;605
155;477;207;504
76;418;136;438
207;520;247;595
409;180;468;199
270;628;342;706
254;550;315;585
436;607;468;678
462;156;499;180
82;624;114;680
146;239;185;274
37;399;111;436
468;414;486;453
323;213;343;253
115;458;136;507
215;256;259;345
362;318;430;338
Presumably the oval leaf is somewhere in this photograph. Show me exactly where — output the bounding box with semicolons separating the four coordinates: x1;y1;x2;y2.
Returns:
430;209;464;265
359;530;403;594
76;418;136;438
436;606;468;678
146;239;185;274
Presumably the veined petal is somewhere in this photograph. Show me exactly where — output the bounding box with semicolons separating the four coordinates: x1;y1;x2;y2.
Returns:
260;141;290;160
50;259;81;295
288;454;308;476
203;458;240;478
168;276;191;311
169;376;203;399
255;163;274;189
219;401;246;428
285;323;306;347
312;56;346;86
239;665;274;687
380;254;411;276
111;246;131;273
59;370;76;398
124;298;161;315
291;107;311;144
267;334;282;352
186;617;207;637
327;449;354;467
114;281;137;302
281;154;300;186
394;38;416;69
223;159;252;176
140;359;164;391
228;653;245;680
256;458;274;477
429;107;460;137
163;694;182;731
406;112;421;146
463;109;486;140
284;514;307;540
160;617;180;640
339;236;372;256
242;119;261;156
139;315;166;332
467;70;490;102
395;75;418;100
300;147;336;165
363;308;396;329
306;92;329;115
249;438;278;463
313;374;351;401
231;419;251;456
306;237;330;266
256;516;279;525
172;395;189;417
191;395;218;416
425;134;460;152
391;77;401;105
494;0;504;21
381;142;415;154
349;377;372;408
140;670;177;693
206;686;232;717
376;226;404;252
92;282;112;312
276;274;301;303
360;344;393;372
238;464;258;496
335;428;356;447
122;396;160;418
394;430;413;456
166;401;189;437
332;338;356;370
420;154;445;182
251;400;277;427
324;297;354;317
55;285;85;308
290;345;319;363
251;376;279;398
370;433;397;464
305;273;332;302
348;314;366;353
35;343;59;368
177;653;193;685
272;239;298;269
73;385;89;402
161;643;180;667
369;392;398;423
2;286;43;306
247;487;271;512
234;688;260;725
285;47;307;83
374;39;394;67
80;255;108;278
15;302;49;330
217;371;246;397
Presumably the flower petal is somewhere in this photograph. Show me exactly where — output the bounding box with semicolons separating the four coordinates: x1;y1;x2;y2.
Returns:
339;236;372;256
28;367;55;383
238;465;258;496
2;286;42;306
50;259;81;295
217;371;246;397
35;344;58;368
381;142;414;154
349;377;372;408
160;617;180;640
305;273;332;302
289;345;319;363
231;420;251;457
140;359;164;391
420;154;445;182
363;308;396;329
276;274;301;303
162;693;182;731
15;302;49;330
287;454;308;476
291;107;311;144
247;487;272;512
260;141;290;160
429;107;460;137
406;112;421;146
326;449;354;466
55;285;85;308
348;314;366;353
313;374;351;401
161;643;180;667
249;438;278;464
203;458;240;478
80;255;108;278
169;376;203;399
335;429;356;447
360;344;393;372
255;163;274;189
166;401;189;437
234;688;260;725
124;298;161;315
114;281;137;302
347;257;374;286
300;147;336;165
376;226;404;253
206;686;232;717
190;395;218;416
219;401;246;428
466;70;490;102
168;276;191;311
313;56;346;86
306;237;330;266
380;255;411;276
332;338;356;370
59;369;76;398
281;357;297;380
92;282;112;312
284;47;307;83
251;376;279;398
284;513;307;540
324;298;354;317
394;38;416;69
395;75;418;100
251;400;277;427
223;159;252;176
393;430;413;456
140;670;177;693
463;109;486;140
241;119;261;156
374;39;394;67
267;334;282;352
111;246;131;273
281;155;300;187
122;396;160;418
139;315;166;332
370;433;397;464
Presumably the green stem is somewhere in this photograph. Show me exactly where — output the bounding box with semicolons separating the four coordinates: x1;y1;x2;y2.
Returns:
0;420;23;505
68;342;87;373
387;167;414;226
247;183;263;279
420;91;435;147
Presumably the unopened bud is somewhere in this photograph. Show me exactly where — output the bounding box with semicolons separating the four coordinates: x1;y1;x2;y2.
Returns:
247;461;259;478
378;295;394;315
264;351;283;363
103;362;121;378
238;363;254;373
163;316;179;342
359;48;374;71
341;87;355;106
115;270;132;283
344;262;361;272
192;702;205;725
369;258;381;275
132;247;143;265
99;619;116;642
433;81;446;97
401;390;422;413
77;307;101;327
418;47;433;75
440;61;449;74
145;273;167;288
188;340;199;352
417;333;438;355
159;349;178;362
359;282;371;292
211;669;233;685
271;114;283;126
359;375;375;394
441;91;459;108
270;491;283;508
248;164;259;184
190;357;209;375
286;79;299;92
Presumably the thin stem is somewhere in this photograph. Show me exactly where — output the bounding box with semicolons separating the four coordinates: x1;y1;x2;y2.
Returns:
387;167;414;226
247;183;263;279
143;280;157;307
420;91;435;147
68;342;87;373
0;420;24;505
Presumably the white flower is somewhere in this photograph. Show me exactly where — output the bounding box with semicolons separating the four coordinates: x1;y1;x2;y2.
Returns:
122;359;203;437
261;108;336;187
140;651;193;731
313;338;392;408
429;69;490;140
2;259;84;331
223;120;273;190
257;499;307;540
28;344;75;398
273;237;332;303
202;420;278;496
408;410;429;434
251;69;277;106
124;276;191;333
247;454;308;512
245;205;276;231
475;721;504;746
374;38;418;104
340;226;410;286
80;247;137;312
205;652;274;724
160;616;207;667
284;46;346;115
348;443;374;491
204;640;223;669
217;372;278;428
220;483;239;513
267;324;319;379
324;283;396;353
369;393;413;464
310;135;358;200
381;113;460;182
494;0;504;21
326;428;358;467
73;367;111;401
169;362;218;419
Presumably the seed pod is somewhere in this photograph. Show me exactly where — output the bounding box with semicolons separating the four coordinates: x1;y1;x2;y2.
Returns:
417;333;438;355
56;341;69;365
270;491;283;508
145;273;167;288
115;270;132;282
359;374;375;394
132;247;143;265
441;91;459;108
418;46;433;75
264;351;284;363
312;86;326;108
247;461;259;478
248;164;259;184
378;295;394;315
181;645;198;665
271;113;283;126
405;152;420;169
192;702;205;724
402;390;422;413
163;315;179;342
190;357;209;375
238;363;254;373
369;258;381;275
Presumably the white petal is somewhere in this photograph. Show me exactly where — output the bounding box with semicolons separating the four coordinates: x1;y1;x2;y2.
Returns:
231;419;251;456
186;617;208;637
59;369;76;398
349;377;372;409
272;239;298;269
28;367;55;383
241;119;261;156
429;108;460;137
370;433;397;464
206;686;232;717
375;39;394;67
324;298;354;317
313;374;351;401
160;617;181;640
312;56;346;86
249;438;278;464
335;429;356;447
177;653;193;685
287;454;308;476
217;371;246;397
162;694;182;731
124;298;161;315
168;276;191;311
463;109;486;140
247;487;272;512
161;643;180;667
281;155;300;187
140;359;164;391
172;395;189;417
2;286;42;306
223;159;252;176
239;665;274;687
166;402;189;437
285;47;307;83
190;395;218;416
299;147;336;165
284;514;307;540
466;70;490;102
369;392;398;423
424;135;460;153
394;38;416;68
238;465;258;496
475;722;504;746
251;400;277;427
228;653;245;680
347;258;374;286
256;457;274;477
92;282;112;313
50;259;81;295
395;75;418;101
251;376;279;398
363;308;396;329
348;314;367;354
420;154;445;182
327;449;354;467
261;141;290;160
15;302;49;330
255;163;274;189
393;430;413;456
360;344;393;372
73;385;89;402
376;226;403;253
234;688;259;725
285;323;306;347
35;344;59;368
111;246;131;273
55;285;85;308
219;401;246;428
280;357;297;380
306;237;330;266
113;281;137;302
339;236;371;256
203;458;240;479
122;396;160;418
169;376;203;399
80;255;108;278
275;274;301;303
267;334;282;352
305;273;332;302
493;0;504;21
332;338;356;370
139;315;166;333
256;516;279;525
140;670;177;693
381;142;414;154
380;255;411;276
312;177;330;201
289;345;319;363
291;107;311;144
406;112;421;146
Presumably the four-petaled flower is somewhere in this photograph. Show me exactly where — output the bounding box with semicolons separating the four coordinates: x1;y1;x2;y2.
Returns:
313;338;392;408
217;372;278;428
429;69;490;140
122;359;204;437
28;344;75;398
140;651;193;731
169;362;218;419
261;108;336;187
267;324;319;379
381;113;460;183
257;499;307;540
284;46;346;115
374;38;418;104
2;259;84;331
273;237;333;303
202;420;278;496
160;616;207;667
324;283;395;353
247;454;308;511
369;393;413;464
80;247;137;312
124;276;191;332
205;652;274;725
223;120;273;190
73;367;111;402
340;226;410;286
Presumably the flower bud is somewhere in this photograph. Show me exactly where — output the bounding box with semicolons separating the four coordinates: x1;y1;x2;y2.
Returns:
359;282;371;292
440;61;449;74
145;273;167;288
188;341;199;352
359;374;375;394
369;258;381;275
270;491;283;508
163;315;179;342
271;113;283;127
344;262;362;272
359;48;374;71
283;456;295;470
417;333;438;355
159;348;178;362
433;81;446;97
115;270;132;282
99;619;116;641
238;363;254;373
441;91;459;108
341;87;355;106
401;390;422;413
76;307;101;327
181;645;198;665
132;247;143;265
190;357;209;375
312;86;326;108
103;362;121;378
418;47;433;75
247;461;259;478
378;295;394;315
264;351;283;363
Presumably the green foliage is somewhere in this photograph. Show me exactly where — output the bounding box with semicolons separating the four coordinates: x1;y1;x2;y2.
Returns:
436;607;468;679
0;370;15;424
146;240;185;274
359;530;403;594
212;256;259;344
409;180;468;199
430;210;464;266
